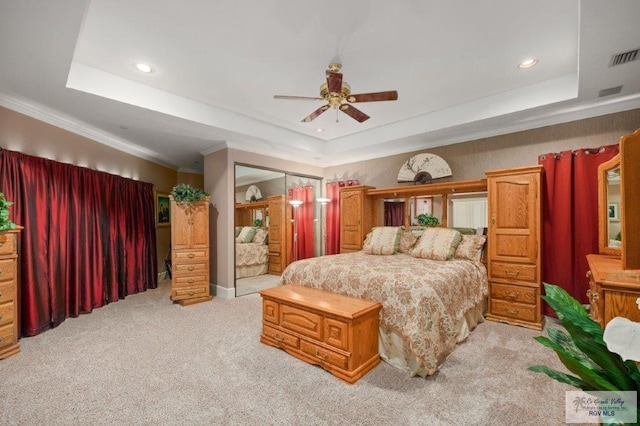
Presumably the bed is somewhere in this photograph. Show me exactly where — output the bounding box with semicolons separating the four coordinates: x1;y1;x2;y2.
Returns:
235;226;269;278
280;226;488;377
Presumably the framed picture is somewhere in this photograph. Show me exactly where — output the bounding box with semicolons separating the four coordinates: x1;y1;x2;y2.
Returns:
608;202;619;221
155;191;171;227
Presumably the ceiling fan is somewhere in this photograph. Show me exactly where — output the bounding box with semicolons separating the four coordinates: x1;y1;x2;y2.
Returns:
273;62;398;123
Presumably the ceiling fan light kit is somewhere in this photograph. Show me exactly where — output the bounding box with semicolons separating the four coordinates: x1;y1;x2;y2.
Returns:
274;62;398;123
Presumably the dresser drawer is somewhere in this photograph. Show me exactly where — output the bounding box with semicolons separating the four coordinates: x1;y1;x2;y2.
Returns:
490;262;536;283
490;282;538;305
263;299;279;324
171;285;209;301
0;259;15;283
173;249;208;262
0;323;15;350
173;275;208;287
300;340;348;370
281;304;322;341
490;299;537;322
0;233;16;256
262;324;299;349
0;281;15;303
172;261;208;275
0;302;14;328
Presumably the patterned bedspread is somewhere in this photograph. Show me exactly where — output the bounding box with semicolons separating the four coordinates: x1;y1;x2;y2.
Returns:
281;251;488;375
235;243;268;267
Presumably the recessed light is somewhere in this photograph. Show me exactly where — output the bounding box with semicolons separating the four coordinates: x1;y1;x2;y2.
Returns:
518;58;538;69
135;63;153;73
315;128;325;133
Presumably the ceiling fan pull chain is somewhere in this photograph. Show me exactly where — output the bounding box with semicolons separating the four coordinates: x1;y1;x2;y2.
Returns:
336;108;339;123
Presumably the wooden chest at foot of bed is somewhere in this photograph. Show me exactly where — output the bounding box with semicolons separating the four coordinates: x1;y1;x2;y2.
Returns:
260;285;381;384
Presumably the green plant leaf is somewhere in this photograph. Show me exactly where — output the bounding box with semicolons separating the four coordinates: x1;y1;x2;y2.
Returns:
528;365;589;389
170;183;209;203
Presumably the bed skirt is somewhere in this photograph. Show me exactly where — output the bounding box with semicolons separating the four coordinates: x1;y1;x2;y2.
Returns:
235;263;268;279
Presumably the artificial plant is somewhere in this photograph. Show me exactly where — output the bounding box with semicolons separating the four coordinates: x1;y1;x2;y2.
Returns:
529;283;640;424
170;183;209;203
0;192;17;231
416;213;440;227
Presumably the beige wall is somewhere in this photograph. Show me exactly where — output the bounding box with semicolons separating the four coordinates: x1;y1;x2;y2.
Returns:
0;106;179;274
176;171;205;190
324;108;640;188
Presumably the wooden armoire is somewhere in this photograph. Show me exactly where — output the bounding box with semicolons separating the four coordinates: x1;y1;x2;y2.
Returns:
486;166;543;330
170;196;212;305
0;228;22;360
267;194;292;275
339;185;374;253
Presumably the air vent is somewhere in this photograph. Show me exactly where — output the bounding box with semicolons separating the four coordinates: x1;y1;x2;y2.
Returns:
610;48;638;67
598;86;623;98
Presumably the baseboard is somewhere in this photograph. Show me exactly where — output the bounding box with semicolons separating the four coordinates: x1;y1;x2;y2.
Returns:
212;283;235;300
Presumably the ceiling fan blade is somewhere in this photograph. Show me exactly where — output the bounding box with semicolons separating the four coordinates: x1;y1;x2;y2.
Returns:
326;71;343;94
347;91;398;103
274;95;324;101
339;104;370;122
301;104;330;122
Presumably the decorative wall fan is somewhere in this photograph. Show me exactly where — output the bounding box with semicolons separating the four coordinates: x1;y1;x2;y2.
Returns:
245;185;262;202
397;153;452;184
273;62;398;123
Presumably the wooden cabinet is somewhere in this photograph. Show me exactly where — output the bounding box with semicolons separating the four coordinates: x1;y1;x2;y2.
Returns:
267;195;291;275
587;254;640;327
260;285;381;384
486;166;543;330
170;197;212;305
339;185;374;253
0;228;21;360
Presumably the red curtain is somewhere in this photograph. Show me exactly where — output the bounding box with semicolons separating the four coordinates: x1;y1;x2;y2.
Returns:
384;201;405;226
288;186;314;261
538;144;619;315
0;149;157;337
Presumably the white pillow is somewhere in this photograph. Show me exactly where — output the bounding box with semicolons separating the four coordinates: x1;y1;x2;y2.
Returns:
237;226;256;243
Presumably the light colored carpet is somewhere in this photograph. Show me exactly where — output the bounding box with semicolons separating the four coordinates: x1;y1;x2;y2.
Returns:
235;274;281;296
0;280;579;425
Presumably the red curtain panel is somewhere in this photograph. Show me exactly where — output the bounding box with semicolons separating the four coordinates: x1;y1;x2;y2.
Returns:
0;149;157;337
384;201;405;226
288;186;315;261
538;144;619;315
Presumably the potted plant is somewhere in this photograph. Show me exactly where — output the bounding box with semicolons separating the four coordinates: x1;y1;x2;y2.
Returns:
170;183;209;204
253;218;263;227
0;193;17;231
416;213;440;227
529;283;640;424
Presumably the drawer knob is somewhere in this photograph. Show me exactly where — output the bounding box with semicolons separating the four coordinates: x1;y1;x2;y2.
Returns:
0;336;3;343
504;269;520;277
506;308;520;316
273;334;285;343
188;279;194;284
0;269;3;274
313;349;328;361
0;291;3;298
188;266;194;271
505;291;519;301
0;313;3;320
188;253;195;259
0;242;4;247
188;291;194;296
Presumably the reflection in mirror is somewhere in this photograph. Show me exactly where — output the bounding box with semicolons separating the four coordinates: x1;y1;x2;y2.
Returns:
598;155;622;257
234;164;323;297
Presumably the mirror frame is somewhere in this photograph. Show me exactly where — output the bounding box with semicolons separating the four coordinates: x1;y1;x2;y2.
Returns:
598;154;622;257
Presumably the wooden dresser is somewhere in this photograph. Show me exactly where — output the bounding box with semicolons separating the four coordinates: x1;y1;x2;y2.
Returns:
0;228;21;360
486;166;543;330
339;185;374;253
267;194;292;275
587;254;640;327
260;285;381;384
170;196;212;305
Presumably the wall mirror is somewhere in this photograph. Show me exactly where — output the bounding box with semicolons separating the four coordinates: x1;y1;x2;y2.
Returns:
234;164;323;296
598;156;622;257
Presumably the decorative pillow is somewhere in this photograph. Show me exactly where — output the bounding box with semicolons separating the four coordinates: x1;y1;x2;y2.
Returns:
235;226;243;237
411;227;462;260
252;228;268;245
363;226;402;255
398;230;418;254
237;226;256;243
454;234;487;261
